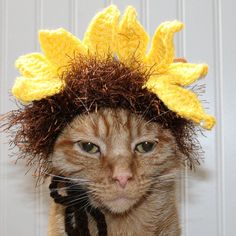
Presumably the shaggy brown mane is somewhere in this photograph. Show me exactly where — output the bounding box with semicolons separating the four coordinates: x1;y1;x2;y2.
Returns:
1;54;201;178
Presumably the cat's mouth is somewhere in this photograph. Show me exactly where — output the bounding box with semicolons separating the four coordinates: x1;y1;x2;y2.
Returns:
88;182;151;214
98;193;141;214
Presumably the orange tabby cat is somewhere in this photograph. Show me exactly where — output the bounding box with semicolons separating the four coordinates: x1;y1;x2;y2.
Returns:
48;108;181;236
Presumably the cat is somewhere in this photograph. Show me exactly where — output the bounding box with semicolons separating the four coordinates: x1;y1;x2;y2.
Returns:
48;108;182;236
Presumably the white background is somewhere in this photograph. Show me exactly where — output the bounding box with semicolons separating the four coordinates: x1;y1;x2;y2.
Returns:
0;0;235;235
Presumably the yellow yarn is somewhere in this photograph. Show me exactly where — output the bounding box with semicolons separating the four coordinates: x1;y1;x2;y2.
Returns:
12;76;63;103
15;53;55;78
12;5;215;129
145;21;183;73
116;6;149;64
145;76;215;130
39;28;87;69
83;5;120;56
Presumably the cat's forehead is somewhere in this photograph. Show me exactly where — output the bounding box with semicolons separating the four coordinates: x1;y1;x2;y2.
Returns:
63;108;161;138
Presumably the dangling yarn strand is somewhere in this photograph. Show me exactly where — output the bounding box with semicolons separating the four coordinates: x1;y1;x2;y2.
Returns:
49;176;107;236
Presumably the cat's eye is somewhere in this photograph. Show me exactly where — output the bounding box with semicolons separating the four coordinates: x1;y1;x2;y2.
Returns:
77;141;100;154
135;141;157;153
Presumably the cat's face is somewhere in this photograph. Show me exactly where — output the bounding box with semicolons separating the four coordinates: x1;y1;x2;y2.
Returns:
52;109;180;214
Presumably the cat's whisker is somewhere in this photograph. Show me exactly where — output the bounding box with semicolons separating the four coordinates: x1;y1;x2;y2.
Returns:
45;172;91;183
64;191;95;210
52;191;93;208
28;185;88;196
67;194;90;204
55;184;91;193
66;199;89;209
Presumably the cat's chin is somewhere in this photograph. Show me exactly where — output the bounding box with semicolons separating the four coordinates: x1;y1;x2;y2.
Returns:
104;196;139;214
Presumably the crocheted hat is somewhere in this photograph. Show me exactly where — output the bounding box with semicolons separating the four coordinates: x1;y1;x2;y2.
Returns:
5;5;215;175
13;5;215;129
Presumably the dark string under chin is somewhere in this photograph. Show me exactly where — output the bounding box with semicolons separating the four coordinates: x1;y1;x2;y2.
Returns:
49;176;107;236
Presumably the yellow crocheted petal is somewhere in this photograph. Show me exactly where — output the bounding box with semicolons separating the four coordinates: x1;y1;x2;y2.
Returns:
39;28;87;70
145;21;183;73
15;53;57;79
116;6;149;63
12;76;64;103
83;5;120;57
145;78;216;130
166;63;208;86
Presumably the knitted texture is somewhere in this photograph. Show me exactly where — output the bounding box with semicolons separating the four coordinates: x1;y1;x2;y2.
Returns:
116;6;149;64
12;5;215;129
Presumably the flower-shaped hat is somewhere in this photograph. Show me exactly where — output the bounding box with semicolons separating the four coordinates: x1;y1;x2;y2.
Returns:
12;5;215;130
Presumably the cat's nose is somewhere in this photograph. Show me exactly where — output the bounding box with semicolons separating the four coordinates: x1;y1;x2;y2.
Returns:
112;173;133;188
